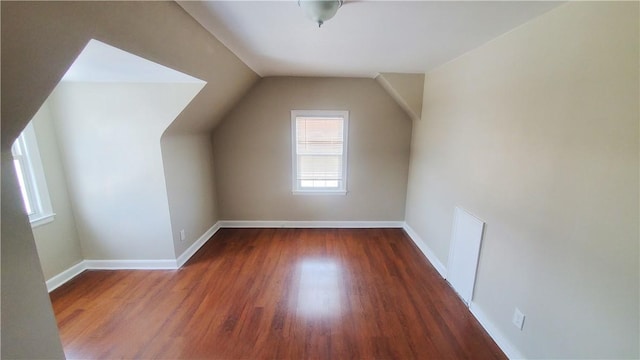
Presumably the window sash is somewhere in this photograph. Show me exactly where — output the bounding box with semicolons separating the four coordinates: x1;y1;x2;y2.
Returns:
296;154;343;180
292;111;348;193
12;135;39;216
12;157;35;215
11;122;55;227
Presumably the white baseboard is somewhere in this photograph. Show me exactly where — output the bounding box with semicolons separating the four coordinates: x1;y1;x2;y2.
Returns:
218;220;404;228
402;222;448;278
402;223;522;359
176;222;221;267
46;261;87;292
47;259;177;293
45;220;401;292
470;302;525;359
83;259;179;270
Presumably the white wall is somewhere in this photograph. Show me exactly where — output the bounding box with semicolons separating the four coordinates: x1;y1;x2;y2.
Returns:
405;2;639;358
48;82;204;260
30;100;84;279
161;133;218;258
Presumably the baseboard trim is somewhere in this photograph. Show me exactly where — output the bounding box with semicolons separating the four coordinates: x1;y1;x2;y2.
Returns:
46;261;87;292
218;220;404;228
402;223;522;358
470;302;525;359
47;259;178;293
82;259;179;270
46;222;224;292
402;222;448;278
176;222;221;267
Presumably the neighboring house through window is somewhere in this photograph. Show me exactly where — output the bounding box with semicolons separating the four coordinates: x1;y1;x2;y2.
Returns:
291;110;348;194
11;122;55;227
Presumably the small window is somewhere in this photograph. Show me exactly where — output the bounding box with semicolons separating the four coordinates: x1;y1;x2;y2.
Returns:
292;110;348;194
11;122;55;227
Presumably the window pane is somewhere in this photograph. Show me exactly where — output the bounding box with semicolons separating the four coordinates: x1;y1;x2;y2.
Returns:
13;159;33;215
296;116;344;188
296;118;343;155
293;111;347;192
297;155;342;180
299;179;341;189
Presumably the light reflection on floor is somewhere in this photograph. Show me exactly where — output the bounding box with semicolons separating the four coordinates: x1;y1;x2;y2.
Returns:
295;258;343;319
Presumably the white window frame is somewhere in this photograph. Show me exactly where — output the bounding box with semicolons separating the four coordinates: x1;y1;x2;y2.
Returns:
291;110;349;195
11;122;55;227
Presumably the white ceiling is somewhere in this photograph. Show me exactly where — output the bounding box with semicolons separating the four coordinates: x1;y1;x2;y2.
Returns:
178;1;563;78
62;39;206;83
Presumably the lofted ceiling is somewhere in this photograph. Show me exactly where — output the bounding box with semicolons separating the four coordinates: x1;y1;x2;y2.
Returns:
178;1;563;78
62;39;205;83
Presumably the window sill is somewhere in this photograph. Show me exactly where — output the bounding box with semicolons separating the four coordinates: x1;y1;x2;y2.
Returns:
30;213;56;228
292;190;347;196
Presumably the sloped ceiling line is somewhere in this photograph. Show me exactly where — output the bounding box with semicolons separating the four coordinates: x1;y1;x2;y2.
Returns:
376;73;425;122
177;1;563;78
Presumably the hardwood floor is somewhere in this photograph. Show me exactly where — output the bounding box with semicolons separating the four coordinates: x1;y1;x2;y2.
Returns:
50;228;506;359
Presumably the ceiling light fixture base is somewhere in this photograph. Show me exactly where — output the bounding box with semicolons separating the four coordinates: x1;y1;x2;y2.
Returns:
298;0;343;28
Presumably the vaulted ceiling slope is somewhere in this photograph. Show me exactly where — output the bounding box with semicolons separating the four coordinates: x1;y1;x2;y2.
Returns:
178;1;563;78
1;1;258;147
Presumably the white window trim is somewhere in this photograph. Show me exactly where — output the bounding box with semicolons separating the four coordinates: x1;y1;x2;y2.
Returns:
11;122;55;228
291;110;349;195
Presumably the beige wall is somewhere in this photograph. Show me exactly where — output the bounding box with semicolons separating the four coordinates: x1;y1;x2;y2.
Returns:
30;100;84;280
1;2;257;357
405;2;639;358
1;151;66;359
161;134;218;257
1;2;258;147
48;82;203;260
376;73;425;122
213;77;412;221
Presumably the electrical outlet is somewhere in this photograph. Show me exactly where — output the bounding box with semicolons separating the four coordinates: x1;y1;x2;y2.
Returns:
180;229;186;242
512;308;525;330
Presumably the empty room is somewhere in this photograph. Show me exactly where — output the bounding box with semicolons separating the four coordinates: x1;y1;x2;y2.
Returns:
1;1;638;359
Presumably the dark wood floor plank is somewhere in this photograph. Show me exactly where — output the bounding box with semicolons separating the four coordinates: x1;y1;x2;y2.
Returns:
50;228;506;359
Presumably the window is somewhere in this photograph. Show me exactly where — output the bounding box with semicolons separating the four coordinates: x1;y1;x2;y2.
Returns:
292;110;348;194
11;122;55;227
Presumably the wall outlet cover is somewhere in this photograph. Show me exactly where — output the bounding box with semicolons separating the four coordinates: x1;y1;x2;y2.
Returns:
512;308;525;330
